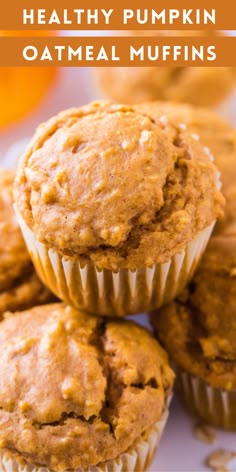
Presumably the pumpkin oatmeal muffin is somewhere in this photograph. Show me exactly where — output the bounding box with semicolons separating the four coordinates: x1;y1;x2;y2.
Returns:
0;303;174;472
95;32;236;108
0;168;54;317
151;235;236;429
135;101;236;235
14;101;224;316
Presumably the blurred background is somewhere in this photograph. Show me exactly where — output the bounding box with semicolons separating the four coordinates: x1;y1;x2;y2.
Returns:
0;66;93;158
1;45;236;472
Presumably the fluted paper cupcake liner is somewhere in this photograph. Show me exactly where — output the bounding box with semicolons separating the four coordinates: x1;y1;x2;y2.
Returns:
0;406;170;472
15;207;215;316
176;368;236;430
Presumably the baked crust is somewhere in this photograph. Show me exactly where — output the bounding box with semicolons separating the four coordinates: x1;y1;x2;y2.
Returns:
14;101;224;270
136;101;236;235
0;303;174;470
152;235;236;390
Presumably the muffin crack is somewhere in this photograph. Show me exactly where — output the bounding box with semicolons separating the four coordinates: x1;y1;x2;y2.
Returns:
89;321;118;439
89;320;161;440
14;102;224;271
131;378;159;389
33;411;97;429
0;304;175;470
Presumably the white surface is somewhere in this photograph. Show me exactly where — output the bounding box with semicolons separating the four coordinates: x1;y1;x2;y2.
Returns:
154;396;236;472
0;67;236;472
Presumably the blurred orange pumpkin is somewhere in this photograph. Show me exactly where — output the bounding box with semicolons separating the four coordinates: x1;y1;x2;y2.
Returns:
0;31;57;128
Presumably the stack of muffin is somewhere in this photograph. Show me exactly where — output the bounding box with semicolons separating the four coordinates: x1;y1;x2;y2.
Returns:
145;101;236;430
0;97;235;472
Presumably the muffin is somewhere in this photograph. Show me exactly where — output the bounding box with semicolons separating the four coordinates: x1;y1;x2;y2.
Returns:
151;235;236;429
95;32;236;108
136;101;236;235
14;101;224;316
0;168;54;317
0;303;174;471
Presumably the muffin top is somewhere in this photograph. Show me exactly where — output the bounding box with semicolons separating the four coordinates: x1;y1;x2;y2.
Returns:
14;101;224;270
152;235;236;390
0;169;53;316
95;32;235;107
0;303;174;470
136;101;236;235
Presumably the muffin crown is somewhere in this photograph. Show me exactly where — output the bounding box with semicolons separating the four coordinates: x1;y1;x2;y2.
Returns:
14;101;224;270
189;236;236;355
152;235;236;390
0;303;174;469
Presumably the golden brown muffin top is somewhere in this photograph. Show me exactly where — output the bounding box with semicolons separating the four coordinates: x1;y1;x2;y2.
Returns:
0;168;54;316
136;101;236;235
0;303;174;470
152;235;236;390
95;32;235;107
14;101;224;270
136;101;233;152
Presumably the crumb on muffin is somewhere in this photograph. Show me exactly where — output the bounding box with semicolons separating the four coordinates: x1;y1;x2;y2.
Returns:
14;101;224;271
0;303;174;470
151;235;236;390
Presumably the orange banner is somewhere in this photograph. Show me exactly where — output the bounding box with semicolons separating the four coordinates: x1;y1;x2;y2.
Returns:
0;36;235;67
0;0;236;30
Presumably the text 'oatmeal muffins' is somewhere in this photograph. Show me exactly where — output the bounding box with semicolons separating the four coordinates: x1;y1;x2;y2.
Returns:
135;101;236;235
0;168;54;317
0;303;174;472
151;235;236;430
14;101;224;316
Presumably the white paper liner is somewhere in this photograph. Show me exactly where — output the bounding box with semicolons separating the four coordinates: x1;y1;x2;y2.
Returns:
0;406;170;472
15;207;215;316
176;369;236;430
